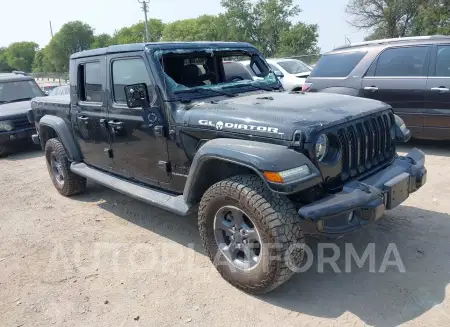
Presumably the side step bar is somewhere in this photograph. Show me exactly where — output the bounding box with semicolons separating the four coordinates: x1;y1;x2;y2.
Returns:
70;163;192;216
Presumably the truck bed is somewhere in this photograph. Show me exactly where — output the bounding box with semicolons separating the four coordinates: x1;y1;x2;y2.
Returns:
31;95;71;121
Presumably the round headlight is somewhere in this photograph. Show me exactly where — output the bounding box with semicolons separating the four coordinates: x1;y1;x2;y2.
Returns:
315;133;329;162
0;120;14;132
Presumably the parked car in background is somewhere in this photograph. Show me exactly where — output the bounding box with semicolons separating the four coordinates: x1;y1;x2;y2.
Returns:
40;83;59;95
303;35;450;140
48;84;70;96
0;73;43;156
264;59;312;91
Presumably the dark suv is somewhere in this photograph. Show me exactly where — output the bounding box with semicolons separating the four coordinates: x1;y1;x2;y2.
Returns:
303;35;450;140
0;73;43;156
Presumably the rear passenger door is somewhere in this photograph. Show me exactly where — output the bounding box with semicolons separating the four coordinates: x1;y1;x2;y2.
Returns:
424;45;450;139
361;45;431;137
72;58;113;171
106;53;170;185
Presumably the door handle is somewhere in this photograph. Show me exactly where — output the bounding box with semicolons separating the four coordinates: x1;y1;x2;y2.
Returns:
108;120;124;127
364;86;379;92
431;87;449;93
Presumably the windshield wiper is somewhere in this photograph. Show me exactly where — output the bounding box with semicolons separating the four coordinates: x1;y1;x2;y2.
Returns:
222;82;277;92
174;88;236;99
2;97;33;104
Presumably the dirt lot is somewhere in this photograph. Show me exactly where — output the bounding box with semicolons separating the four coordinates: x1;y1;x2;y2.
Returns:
0;141;449;327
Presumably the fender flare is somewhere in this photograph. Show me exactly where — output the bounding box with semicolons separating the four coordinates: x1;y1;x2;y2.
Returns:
39;115;82;162
183;138;322;205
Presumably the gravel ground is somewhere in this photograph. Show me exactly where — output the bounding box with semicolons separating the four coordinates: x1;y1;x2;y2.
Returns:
0;141;449;327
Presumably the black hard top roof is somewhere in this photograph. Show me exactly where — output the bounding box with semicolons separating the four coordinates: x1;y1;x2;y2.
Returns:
70;41;255;59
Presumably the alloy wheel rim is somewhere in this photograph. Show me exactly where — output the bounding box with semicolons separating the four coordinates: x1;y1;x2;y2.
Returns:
213;205;262;271
51;154;64;185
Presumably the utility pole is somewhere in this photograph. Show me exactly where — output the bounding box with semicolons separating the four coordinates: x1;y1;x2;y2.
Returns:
49;20;54;38
138;0;150;42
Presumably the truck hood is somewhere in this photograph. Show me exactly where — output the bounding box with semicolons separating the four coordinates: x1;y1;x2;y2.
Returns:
185;92;390;140
0;100;32;118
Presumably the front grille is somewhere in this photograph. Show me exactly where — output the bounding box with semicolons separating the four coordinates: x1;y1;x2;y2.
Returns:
12;116;34;131
335;111;395;184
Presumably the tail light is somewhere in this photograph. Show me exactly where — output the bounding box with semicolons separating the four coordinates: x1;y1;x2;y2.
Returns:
302;83;313;92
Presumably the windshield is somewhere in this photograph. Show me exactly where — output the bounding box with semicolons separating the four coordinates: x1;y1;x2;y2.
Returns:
0;80;44;103
277;60;311;74
155;49;280;101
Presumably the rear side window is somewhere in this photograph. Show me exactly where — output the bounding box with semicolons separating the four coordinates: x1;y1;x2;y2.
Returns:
78;61;102;102
310;51;366;77
374;46;428;77
435;45;450;77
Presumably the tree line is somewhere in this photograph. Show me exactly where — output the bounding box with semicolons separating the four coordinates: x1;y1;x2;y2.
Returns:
1;0;448;74
0;0;319;73
347;0;450;40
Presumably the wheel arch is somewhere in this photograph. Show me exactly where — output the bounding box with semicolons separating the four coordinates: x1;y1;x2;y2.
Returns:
183;138;321;205
39;115;82;162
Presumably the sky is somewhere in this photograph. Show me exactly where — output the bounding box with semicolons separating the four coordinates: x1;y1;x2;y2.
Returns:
0;0;367;53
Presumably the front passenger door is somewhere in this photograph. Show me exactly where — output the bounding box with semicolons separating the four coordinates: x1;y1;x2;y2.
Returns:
361;45;430;137
107;54;170;185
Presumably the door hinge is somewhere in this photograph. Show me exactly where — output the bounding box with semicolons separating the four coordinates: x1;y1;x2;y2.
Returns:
158;161;171;173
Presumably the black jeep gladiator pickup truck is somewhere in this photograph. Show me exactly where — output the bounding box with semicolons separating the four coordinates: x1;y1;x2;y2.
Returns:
28;42;427;294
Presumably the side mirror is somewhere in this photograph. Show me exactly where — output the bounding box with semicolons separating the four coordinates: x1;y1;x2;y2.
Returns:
124;83;150;108
275;71;284;78
44;91;49;96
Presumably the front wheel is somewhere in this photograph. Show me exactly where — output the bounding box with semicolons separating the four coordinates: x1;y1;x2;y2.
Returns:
198;175;305;294
45;138;86;196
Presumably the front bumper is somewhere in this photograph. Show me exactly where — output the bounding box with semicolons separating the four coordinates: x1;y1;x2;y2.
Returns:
298;148;427;235
0;128;36;147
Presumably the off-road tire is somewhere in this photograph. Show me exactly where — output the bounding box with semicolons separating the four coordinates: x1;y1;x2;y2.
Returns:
198;174;305;294
45;138;86;196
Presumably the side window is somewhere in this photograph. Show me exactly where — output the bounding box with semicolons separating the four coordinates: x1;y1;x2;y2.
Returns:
83;62;102;102
435;46;450;77
112;58;153;105
375;46;428;77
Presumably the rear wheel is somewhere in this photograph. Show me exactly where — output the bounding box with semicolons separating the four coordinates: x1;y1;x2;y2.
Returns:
198;175;305;294
45;138;86;196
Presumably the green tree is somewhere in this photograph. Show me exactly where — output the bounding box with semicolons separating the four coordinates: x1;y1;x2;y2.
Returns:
0;47;12;71
32;47;55;73
91;33;114;49
410;0;450;35
277;23;320;57
47;21;94;72
221;0;313;56
113;19;165;44
162;15;232;41
346;0;426;39
3;41;38;72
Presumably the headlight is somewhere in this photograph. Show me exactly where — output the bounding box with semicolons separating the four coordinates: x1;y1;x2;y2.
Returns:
315;133;329;162
0;120;14;132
